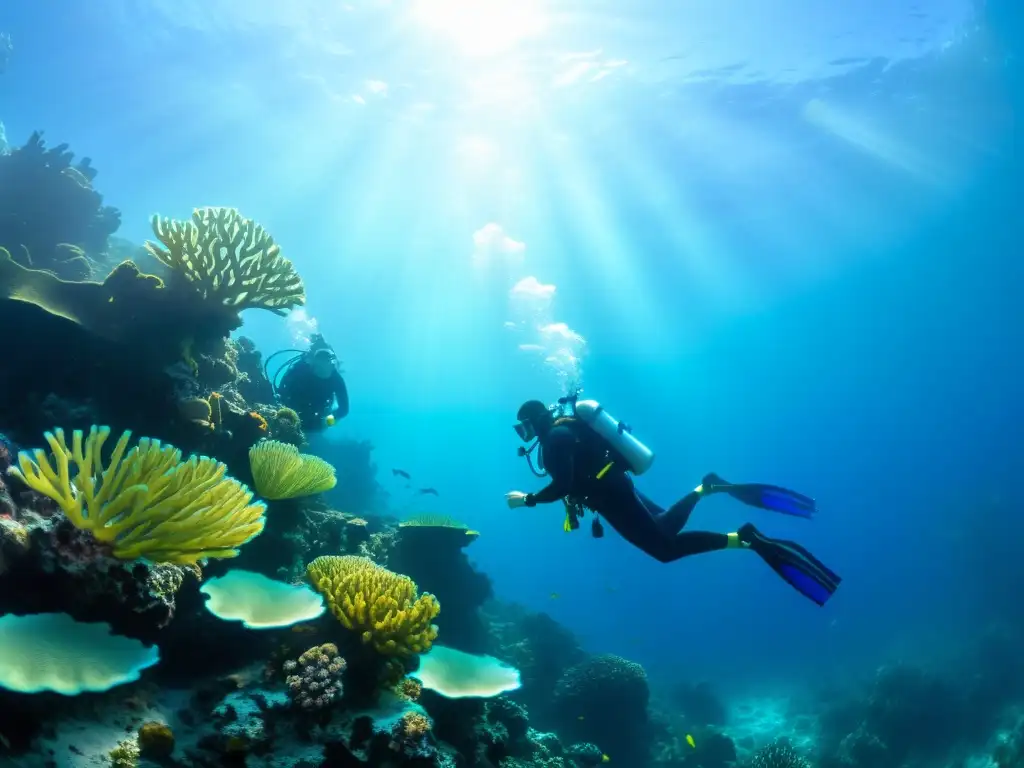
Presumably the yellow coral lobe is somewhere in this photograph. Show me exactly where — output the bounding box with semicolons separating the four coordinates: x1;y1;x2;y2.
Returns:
306;555;440;657
8;426;266;564
249;440;336;500
144;207;305;315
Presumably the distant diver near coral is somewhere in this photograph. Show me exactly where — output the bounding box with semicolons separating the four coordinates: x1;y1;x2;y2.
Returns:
265;333;349;431
505;393;841;606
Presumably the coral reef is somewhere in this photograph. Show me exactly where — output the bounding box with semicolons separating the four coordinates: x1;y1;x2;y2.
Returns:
10;426;266;564
486;601;586;727
307;554;440;656
0;131;120;278
234;335;278;406
751;740;811;768
391;515;493;654
0;508;198;636
552;653;651;764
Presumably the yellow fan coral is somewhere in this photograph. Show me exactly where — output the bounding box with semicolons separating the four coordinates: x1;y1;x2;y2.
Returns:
8;426;266;564
249;440;336;500
144;207;305;315
306;555;440;657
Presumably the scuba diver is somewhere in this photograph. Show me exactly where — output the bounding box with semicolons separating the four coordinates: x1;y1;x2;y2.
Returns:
506;395;841;606
265;333;350;431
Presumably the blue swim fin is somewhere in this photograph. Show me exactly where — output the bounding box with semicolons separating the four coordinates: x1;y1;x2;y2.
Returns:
738;523;840;606
703;474;816;518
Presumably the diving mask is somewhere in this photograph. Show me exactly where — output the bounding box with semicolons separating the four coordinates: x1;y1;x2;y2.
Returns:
514;420;536;442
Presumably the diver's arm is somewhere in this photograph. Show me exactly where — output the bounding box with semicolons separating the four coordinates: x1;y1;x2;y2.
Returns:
332;372;350;418
524;427;575;506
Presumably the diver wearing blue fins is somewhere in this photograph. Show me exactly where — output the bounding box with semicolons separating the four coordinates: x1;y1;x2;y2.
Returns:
505;394;841;606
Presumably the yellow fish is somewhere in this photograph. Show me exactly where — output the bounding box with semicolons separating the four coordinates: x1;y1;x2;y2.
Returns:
686;734;696;749
601;756;610;763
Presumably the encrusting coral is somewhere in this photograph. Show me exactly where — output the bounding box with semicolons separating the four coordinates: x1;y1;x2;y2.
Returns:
249;439;337;500
7;425;266;564
145;207;305;315
306;555;440;657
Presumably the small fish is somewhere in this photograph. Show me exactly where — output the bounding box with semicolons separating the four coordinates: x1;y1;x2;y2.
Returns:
577;715;584;720
392;469;411;480
686;734;696;749
550;593;560;600
418;487;439;496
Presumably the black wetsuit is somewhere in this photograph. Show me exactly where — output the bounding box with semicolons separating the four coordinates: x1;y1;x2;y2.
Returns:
278;360;350;430
524;422;729;562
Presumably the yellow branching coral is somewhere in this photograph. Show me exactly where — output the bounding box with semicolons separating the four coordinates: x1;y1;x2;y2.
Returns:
144;207;305;315
8;426;266;564
249;440;336;500
306;555;440;657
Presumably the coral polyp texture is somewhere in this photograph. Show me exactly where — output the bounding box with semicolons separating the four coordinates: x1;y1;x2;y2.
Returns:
249;439;337;500
145;207;305;314
8;425;266;564
306;555;440;656
283;642;347;710
750;740;811;768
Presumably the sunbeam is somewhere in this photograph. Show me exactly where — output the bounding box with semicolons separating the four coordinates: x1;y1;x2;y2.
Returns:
409;0;549;57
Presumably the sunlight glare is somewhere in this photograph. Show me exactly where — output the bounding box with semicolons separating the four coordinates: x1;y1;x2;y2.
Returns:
410;0;548;57
456;135;500;168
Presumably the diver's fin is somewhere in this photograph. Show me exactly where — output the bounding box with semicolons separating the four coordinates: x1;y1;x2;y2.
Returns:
703;473;816;518
738;523;840;606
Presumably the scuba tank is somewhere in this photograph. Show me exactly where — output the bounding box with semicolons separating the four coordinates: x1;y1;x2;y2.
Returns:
574;399;655;475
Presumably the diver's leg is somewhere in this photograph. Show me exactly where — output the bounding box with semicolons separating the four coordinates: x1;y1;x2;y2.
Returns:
599;480;731;563
593;478;677;560
644;486;703;536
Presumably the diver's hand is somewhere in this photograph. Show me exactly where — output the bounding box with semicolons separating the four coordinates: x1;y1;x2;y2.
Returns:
505;491;529;509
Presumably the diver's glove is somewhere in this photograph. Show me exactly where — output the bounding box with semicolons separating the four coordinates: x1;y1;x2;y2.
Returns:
506;491;529;509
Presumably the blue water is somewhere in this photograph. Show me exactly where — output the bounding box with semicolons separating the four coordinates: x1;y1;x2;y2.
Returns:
2;0;1021;701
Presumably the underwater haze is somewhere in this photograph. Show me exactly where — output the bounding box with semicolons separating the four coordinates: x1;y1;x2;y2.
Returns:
1;0;1023;765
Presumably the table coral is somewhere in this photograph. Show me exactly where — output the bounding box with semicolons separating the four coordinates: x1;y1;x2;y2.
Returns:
145;207;305;315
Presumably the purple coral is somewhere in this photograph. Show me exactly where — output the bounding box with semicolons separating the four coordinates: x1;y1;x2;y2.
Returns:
284;643;346;710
